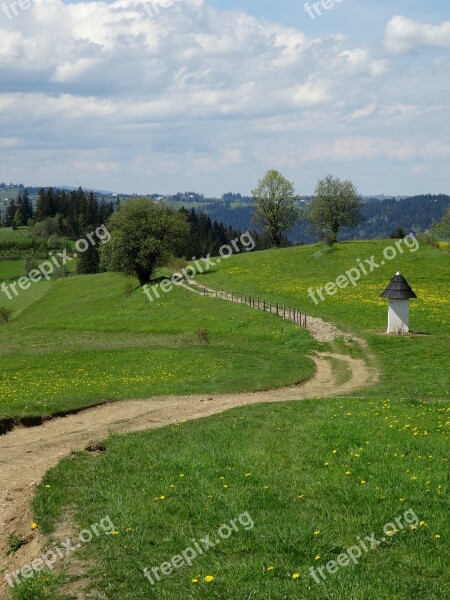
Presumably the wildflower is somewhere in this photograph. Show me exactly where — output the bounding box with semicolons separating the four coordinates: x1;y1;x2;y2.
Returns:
291;573;300;580
266;566;274;571
313;530;320;535
204;575;214;583
360;480;366;485
434;534;441;539
315;555;320;560
345;471;351;475
31;522;38;530
191;578;199;583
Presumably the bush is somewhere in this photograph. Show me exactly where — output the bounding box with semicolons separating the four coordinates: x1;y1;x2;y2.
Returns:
23;257;38;274
124;281;134;297
197;329;210;344
0;306;12;324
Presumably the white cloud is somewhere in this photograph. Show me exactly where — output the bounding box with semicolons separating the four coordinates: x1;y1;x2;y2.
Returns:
385;16;450;54
0;2;449;194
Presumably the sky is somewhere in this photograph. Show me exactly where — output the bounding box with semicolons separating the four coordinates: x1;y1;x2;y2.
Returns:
0;0;449;196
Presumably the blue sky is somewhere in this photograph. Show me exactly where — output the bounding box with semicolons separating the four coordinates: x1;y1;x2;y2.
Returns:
0;0;449;196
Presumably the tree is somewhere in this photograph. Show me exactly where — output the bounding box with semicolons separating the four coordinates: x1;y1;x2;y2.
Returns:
17;189;33;224
100;198;189;285
4;198;17;227
77;243;100;274
309;175;362;243
252;170;298;247
433;207;450;240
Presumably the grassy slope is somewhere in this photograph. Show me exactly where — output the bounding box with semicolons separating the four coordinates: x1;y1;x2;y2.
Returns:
197;241;450;402
0;260;25;281
30;398;448;599
6;241;450;599
0;227;29;242
0;273;317;419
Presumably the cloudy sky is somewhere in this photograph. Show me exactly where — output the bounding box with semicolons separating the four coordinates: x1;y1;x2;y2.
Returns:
1;0;449;196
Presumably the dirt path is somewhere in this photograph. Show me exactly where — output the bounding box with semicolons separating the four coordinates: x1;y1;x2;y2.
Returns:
0;286;378;595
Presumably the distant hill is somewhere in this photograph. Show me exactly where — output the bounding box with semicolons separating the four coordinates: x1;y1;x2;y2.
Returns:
198;194;450;243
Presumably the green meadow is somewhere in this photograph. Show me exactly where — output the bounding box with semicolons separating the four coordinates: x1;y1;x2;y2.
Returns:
0;227;29;243
0;260;24;281
1;240;448;599
197;240;450;403
0;273;317;419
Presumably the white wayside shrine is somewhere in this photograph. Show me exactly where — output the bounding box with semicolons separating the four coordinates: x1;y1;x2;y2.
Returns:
380;272;417;334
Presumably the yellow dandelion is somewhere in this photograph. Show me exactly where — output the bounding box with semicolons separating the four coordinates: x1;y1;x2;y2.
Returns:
204;575;214;583
266;566;274;571
291;573;300;580
31;522;38;530
313;530;320;535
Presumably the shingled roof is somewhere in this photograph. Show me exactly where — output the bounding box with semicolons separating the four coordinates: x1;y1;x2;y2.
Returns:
380;272;417;299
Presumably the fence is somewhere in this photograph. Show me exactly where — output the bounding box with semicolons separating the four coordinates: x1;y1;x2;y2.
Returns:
201;287;308;328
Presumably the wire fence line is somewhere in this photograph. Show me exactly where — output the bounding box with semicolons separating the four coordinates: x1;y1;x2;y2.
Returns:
200;286;308;328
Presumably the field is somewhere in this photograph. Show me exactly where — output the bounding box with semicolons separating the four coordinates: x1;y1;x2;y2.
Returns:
0;259;24;281
0;227;30;242
1;240;448;600
197;240;450;403
0;273;317;419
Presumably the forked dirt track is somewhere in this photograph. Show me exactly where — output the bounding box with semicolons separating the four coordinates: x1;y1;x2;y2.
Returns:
0;285;378;594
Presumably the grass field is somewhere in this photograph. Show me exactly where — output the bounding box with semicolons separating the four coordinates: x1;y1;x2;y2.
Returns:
0;273;317;419
0;260;25;281
197;240;450;403
0;227;30;242
29;396;448;599
2;240;449;599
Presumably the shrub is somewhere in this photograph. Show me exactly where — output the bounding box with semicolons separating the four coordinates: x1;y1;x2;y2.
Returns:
197;329;210;344
124;281;134;297
0;306;12;324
